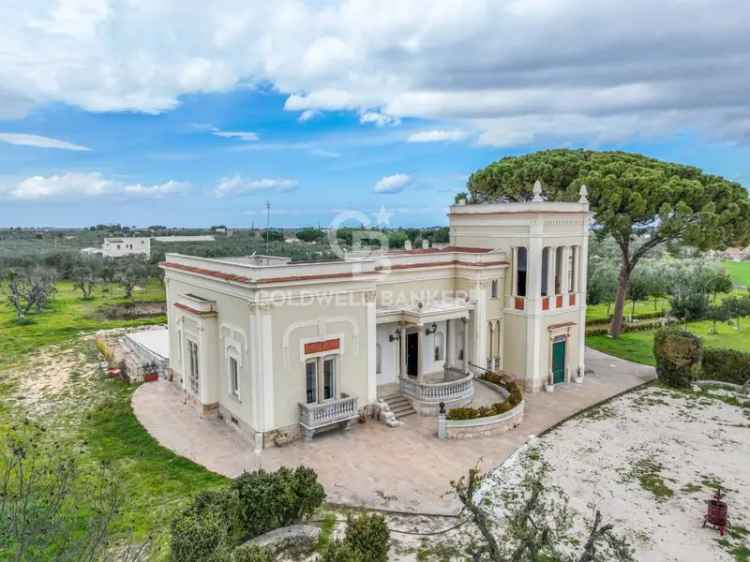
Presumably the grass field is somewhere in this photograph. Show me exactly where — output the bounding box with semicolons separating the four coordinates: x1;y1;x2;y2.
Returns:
0;279;165;371
722;260;750;288
587;315;750;366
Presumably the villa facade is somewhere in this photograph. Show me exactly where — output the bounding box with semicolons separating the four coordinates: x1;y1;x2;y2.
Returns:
160;191;591;449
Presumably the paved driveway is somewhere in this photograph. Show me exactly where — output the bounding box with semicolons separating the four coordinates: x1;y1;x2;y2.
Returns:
132;348;654;514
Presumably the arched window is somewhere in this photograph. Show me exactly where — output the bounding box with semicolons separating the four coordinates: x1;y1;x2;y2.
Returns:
376;343;382;374
491;279;498;298
516;247;528;297
434;331;444;361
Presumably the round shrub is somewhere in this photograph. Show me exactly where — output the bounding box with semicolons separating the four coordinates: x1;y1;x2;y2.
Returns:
232;466;325;539
170;509;227;562
344;513;390;562
653;328;703;388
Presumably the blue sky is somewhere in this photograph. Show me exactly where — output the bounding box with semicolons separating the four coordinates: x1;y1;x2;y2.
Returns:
1;1;749;228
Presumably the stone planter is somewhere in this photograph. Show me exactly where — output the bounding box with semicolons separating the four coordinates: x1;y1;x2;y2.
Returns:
442;400;524;439
545;383;555;392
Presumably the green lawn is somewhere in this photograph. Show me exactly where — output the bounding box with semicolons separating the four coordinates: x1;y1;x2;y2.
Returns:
587;316;750;366
586;297;668;323
0;279;224;558
0;280;165;370
722;260;750;288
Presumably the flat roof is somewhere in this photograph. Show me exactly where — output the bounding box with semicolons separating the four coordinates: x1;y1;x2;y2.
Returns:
126;328;169;360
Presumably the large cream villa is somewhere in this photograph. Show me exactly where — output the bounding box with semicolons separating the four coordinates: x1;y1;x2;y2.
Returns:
160;185;591;449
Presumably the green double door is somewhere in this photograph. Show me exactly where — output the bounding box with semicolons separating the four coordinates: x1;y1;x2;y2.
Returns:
552;339;566;384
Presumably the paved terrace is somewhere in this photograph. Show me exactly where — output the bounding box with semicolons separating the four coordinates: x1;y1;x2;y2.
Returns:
133;348;655;515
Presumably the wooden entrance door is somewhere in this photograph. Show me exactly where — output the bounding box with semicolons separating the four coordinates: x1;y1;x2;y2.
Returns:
406;332;419;376
552;339;566;384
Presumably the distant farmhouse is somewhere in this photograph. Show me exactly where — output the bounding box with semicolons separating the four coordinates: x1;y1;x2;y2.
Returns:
81;235;215;258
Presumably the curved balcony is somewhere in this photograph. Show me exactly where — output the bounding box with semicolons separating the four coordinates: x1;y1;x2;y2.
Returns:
400;370;474;415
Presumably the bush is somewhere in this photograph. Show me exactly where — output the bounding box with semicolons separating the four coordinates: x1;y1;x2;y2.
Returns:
170;509;228;562
653;329;703;388
701;348;750;385
343;514;390;562
447;375;523;420
670;292;710;321
318;540;359;562
232;466;325;539
169;489;241;562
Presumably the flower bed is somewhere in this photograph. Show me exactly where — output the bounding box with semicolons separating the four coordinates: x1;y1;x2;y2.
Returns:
446;373;522;420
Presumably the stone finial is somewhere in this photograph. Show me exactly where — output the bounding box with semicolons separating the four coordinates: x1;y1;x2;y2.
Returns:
532;179;544;202
579;183;589;204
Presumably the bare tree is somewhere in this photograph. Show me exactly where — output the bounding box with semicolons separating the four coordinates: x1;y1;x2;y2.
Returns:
0;427;149;562
72;260;100;299
4;267;58;321
452;456;634;562
114;258;149;299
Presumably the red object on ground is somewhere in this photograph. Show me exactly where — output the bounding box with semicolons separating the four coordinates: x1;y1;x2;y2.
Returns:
107;368;121;378
143;373;159;383
703;487;729;536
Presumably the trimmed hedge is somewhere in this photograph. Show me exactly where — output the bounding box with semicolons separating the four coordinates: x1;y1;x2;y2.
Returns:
653;329;703;388
447;373;523;420
702;348;750;385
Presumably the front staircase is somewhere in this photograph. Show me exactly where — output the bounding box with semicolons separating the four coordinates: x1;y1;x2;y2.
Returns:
381;394;416;419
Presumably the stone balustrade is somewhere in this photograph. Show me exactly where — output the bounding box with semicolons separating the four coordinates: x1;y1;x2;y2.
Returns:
400;372;474;415
299;394;358;440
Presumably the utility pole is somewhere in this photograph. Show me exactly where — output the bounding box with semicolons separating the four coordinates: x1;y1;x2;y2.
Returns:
265;200;271;255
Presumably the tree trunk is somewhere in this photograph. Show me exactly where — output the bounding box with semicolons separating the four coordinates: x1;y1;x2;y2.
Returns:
609;264;631;337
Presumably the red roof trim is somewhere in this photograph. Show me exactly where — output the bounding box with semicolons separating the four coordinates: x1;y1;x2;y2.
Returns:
162;262;254;284
385;245;493;255
377;259;509;271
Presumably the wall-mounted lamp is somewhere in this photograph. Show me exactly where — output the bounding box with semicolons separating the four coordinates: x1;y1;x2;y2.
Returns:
389;330;401;342
425;322;438;335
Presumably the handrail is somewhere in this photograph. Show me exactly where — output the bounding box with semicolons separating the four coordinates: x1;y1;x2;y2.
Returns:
468;361;494;375
299;395;358;429
400;371;474;404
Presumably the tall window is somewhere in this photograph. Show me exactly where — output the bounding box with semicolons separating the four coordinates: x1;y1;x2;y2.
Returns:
376;343;382;374
490;279;498;299
229;356;239;398
188;340;199;395
305;360;317;404
434;331;444;361
568;247;576;292
323;356;336;400
516;247;527;297
554;246;564;294
541;247;549;296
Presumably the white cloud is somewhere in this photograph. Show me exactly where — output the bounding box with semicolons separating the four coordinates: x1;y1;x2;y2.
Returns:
406;129;469;143
0;172;188;201
211;128;259;141
374;173;411;194
215;176;298;197
0;133;90;151
3;1;750;145
359;111;400;128
298;110;320;122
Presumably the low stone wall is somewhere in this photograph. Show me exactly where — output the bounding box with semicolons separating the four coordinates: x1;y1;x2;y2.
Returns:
412;392;473;416
440;400;525;440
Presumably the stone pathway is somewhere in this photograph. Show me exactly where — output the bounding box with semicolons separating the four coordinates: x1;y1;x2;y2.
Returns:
132;348;655;514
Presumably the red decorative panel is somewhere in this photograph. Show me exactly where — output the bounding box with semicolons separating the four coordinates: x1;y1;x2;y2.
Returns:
556;295;563;308
144;373;159;383
569;294;576;306
304;338;340;355
514;297;525;311
542;297;550;311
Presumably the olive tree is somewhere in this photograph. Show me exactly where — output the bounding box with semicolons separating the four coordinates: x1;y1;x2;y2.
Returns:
468;150;750;336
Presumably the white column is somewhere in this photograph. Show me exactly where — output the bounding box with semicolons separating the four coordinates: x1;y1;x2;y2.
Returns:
473;282;487;371
525;223;544;389
366;294;377;403
511;247;518;296
561;246;571;294
260;306;274;431
578;229;590;376
399;324;406;378
446;319;455;367
463;318;470;373
417;326;424;382
249;303;264;451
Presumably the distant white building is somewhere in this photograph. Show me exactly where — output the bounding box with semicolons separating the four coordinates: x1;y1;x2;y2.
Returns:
82;235;216;258
102;237;151;257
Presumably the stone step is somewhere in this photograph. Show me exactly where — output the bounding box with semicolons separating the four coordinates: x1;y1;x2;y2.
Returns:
381;394;416;419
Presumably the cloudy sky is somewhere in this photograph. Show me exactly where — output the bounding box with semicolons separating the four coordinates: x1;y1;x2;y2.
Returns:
1;0;749;227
